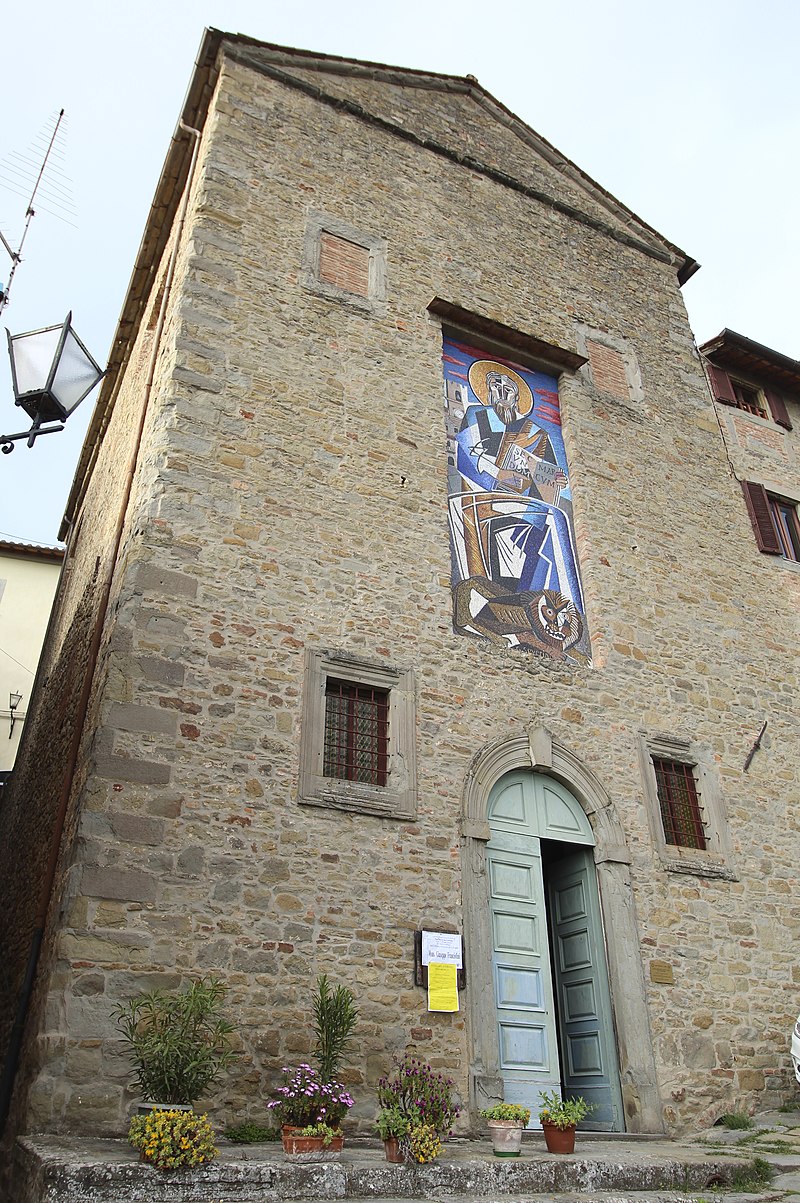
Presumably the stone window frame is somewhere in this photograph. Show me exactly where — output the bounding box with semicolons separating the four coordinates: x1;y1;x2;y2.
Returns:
636;730;736;880
298;648;416;819
301;211;387;315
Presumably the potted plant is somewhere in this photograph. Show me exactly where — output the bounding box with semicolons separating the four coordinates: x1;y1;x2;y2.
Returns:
538;1090;594;1154
480;1102;531;1157
267;1063;354;1159
313;973;358;1083
127;1107;218;1169
375;1104;410;1163
112;977;236;1110
376;1054;460;1162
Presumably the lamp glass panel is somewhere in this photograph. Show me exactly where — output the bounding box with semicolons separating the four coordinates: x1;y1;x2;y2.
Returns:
10;326;62;395
51;328;102;414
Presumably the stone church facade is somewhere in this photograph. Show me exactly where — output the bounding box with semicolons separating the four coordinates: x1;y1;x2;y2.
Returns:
1;29;798;1149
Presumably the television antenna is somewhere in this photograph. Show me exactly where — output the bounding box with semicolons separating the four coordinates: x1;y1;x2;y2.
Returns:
0;108;73;316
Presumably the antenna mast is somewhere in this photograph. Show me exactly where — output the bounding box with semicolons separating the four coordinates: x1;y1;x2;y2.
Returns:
0;108;66;316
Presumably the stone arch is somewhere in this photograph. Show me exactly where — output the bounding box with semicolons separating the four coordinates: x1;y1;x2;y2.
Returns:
460;726;664;1134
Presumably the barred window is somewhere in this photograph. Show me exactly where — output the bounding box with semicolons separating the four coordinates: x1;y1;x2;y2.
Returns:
323;679;388;787
299;649;416;818
652;757;706;850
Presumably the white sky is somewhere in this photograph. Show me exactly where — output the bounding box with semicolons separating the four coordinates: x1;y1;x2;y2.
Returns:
1;0;797;547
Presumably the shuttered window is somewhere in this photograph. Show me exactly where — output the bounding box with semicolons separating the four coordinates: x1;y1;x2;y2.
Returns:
770;496;800;561
742;480;800;559
707;364;793;429
652;757;706;850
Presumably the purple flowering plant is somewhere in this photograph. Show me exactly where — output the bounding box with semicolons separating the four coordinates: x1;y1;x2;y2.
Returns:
376;1055;460;1136
267;1063;354;1130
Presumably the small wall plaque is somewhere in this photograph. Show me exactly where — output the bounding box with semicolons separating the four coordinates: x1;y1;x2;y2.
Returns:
650;960;674;985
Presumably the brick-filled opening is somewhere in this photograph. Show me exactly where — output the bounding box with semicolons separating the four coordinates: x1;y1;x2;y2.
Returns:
319;232;370;297
586;339;629;399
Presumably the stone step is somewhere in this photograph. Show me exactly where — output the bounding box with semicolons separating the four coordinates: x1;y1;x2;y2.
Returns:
15;1135;771;1203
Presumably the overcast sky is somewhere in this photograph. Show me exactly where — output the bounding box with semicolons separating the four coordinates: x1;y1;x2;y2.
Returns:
1;0;797;547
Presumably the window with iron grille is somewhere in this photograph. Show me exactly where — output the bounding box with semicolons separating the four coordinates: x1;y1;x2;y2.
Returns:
651;757;706;850
323;679;388;786
299;649;416;818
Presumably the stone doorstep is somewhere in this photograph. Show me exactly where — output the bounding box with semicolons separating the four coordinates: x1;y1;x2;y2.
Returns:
14;1135;761;1203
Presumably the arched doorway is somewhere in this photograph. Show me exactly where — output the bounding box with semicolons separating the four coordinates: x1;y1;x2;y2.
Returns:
487;770;622;1130
460;728;664;1135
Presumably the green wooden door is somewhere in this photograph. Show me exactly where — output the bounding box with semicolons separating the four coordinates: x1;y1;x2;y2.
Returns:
547;846;623;1130
487;771;621;1131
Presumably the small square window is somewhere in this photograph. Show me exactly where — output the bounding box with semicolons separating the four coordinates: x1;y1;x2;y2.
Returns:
323;679;388;786
299;649;416;818
651;757;706;850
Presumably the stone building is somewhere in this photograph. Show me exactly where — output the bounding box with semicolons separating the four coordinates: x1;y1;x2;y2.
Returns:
1;28;798;1156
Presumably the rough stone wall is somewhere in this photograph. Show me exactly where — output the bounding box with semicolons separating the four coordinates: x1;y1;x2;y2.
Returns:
8;44;799;1150
0;126;207;1167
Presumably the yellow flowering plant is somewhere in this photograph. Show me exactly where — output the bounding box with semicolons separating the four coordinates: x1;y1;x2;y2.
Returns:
406;1122;442;1163
128;1108;218;1170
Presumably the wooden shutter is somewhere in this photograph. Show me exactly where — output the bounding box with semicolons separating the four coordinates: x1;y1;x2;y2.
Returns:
764;389;792;430
706;364;737;405
741;480;782;554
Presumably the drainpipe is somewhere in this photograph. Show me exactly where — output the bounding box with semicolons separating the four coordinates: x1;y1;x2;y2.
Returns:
0;119;203;1137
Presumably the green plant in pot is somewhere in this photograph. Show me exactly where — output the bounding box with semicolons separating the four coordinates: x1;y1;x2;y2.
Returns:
112;977;236;1108
538;1090;594;1154
312;973;359;1083
480;1102;531;1157
376;1104;410;1162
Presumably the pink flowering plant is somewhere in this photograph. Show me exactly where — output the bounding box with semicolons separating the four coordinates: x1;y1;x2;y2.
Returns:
377;1055;460;1136
268;1063;354;1130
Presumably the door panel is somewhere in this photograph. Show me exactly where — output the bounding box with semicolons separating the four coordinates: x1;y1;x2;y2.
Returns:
488;778;559;1126
547;846;623;1131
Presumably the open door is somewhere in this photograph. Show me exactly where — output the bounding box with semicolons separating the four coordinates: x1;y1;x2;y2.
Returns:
545;845;623;1130
487;770;623;1131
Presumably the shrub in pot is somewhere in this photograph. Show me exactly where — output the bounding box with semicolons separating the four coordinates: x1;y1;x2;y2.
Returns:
112;976;236;1107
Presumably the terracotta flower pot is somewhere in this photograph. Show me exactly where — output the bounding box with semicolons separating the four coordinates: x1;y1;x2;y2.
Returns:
383;1136;405;1163
486;1118;524;1157
281;1125;344;1160
542;1120;575;1153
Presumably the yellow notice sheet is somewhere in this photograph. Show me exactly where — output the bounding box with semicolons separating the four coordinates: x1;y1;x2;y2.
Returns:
427;961;459;1012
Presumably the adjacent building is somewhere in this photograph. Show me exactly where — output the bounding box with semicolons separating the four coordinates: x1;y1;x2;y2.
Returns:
0;541;63;781
1;29;798;1157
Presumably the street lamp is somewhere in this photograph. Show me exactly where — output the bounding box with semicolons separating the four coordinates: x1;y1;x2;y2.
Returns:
9;691;22;738
2;312;105;453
